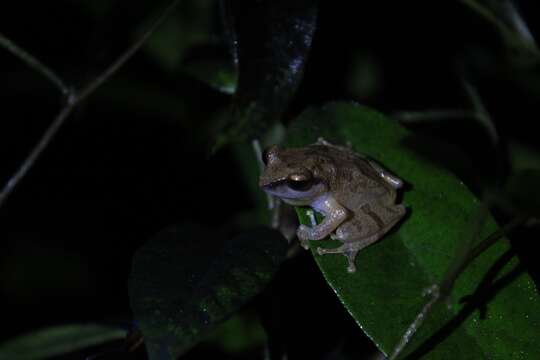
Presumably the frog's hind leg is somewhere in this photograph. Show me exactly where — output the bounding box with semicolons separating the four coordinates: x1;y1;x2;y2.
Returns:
368;160;403;189
317;207;404;273
317;233;380;273
317;244;359;273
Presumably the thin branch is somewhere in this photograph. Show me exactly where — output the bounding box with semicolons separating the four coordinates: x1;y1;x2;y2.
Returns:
389;216;527;360
0;32;69;94
0;96;77;208
393;109;478;124
462;80;499;145
0;0;180;209
394;82;499;146
389;285;440;360
460;0;540;58
76;0;180;102
439;215;526;295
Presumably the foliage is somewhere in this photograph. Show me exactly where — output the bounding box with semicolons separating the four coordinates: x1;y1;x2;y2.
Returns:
129;224;287;359
0;1;539;359
290;103;539;359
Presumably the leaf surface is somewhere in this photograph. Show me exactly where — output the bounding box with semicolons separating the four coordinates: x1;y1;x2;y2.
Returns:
129;224;287;359
215;0;317;148
287;102;540;359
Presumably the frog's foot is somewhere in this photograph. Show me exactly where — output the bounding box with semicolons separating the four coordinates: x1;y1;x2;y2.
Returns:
317;245;359;273
316;137;332;146
299;238;310;250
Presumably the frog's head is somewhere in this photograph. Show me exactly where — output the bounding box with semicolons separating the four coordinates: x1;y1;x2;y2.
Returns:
259;145;329;205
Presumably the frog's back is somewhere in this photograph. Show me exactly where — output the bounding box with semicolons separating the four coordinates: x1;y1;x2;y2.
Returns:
323;147;396;209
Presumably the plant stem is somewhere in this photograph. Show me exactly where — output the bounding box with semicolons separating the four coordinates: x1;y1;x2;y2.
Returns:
0;0;180;210
393;109;478;123
77;0;180;102
0;97;76;208
0;32;69;94
439;215;526;296
462;80;499;146
460;0;540;58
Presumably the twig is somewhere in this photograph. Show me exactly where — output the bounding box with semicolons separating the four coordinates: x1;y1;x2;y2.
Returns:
388;216;527;360
0;96;76;209
77;0;180;102
0;0;180;209
389;285;440;360
393;109;478;124
460;0;540;58
439;216;526;296
394;82;499;146
462;80;499;146
0;32;69;94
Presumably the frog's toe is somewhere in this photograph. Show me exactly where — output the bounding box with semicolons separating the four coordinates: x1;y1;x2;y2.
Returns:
300;239;310;250
296;225;310;241
316;137;331;145
343;249;358;273
344;251;358;273
317;245;344;255
317;245;359;273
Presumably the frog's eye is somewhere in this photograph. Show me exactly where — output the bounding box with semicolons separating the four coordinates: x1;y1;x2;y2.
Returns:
287;173;313;191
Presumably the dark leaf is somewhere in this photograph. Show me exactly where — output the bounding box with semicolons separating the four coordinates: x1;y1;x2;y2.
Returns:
129;224;287;359
203;311;267;354
214;0;318;148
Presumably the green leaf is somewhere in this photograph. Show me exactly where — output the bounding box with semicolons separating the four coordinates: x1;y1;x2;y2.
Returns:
287;102;540;359
129;224;287;359
214;0;318;149
142;0;213;72
183;57;237;94
0;324;126;360
204;311;267;353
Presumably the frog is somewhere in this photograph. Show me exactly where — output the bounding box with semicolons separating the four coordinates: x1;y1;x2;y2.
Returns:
259;138;406;273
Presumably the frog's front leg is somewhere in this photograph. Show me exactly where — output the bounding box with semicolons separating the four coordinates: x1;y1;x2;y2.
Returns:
297;194;349;246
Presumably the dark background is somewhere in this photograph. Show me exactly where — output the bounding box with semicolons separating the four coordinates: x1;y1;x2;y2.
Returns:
0;1;539;358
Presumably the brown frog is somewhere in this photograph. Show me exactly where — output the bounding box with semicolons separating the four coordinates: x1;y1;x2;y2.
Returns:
259;138;406;273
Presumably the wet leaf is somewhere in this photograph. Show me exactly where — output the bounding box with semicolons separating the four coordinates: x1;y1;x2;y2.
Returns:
287;102;540;359
129;224;287;359
0;324;126;360
214;0;318;148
